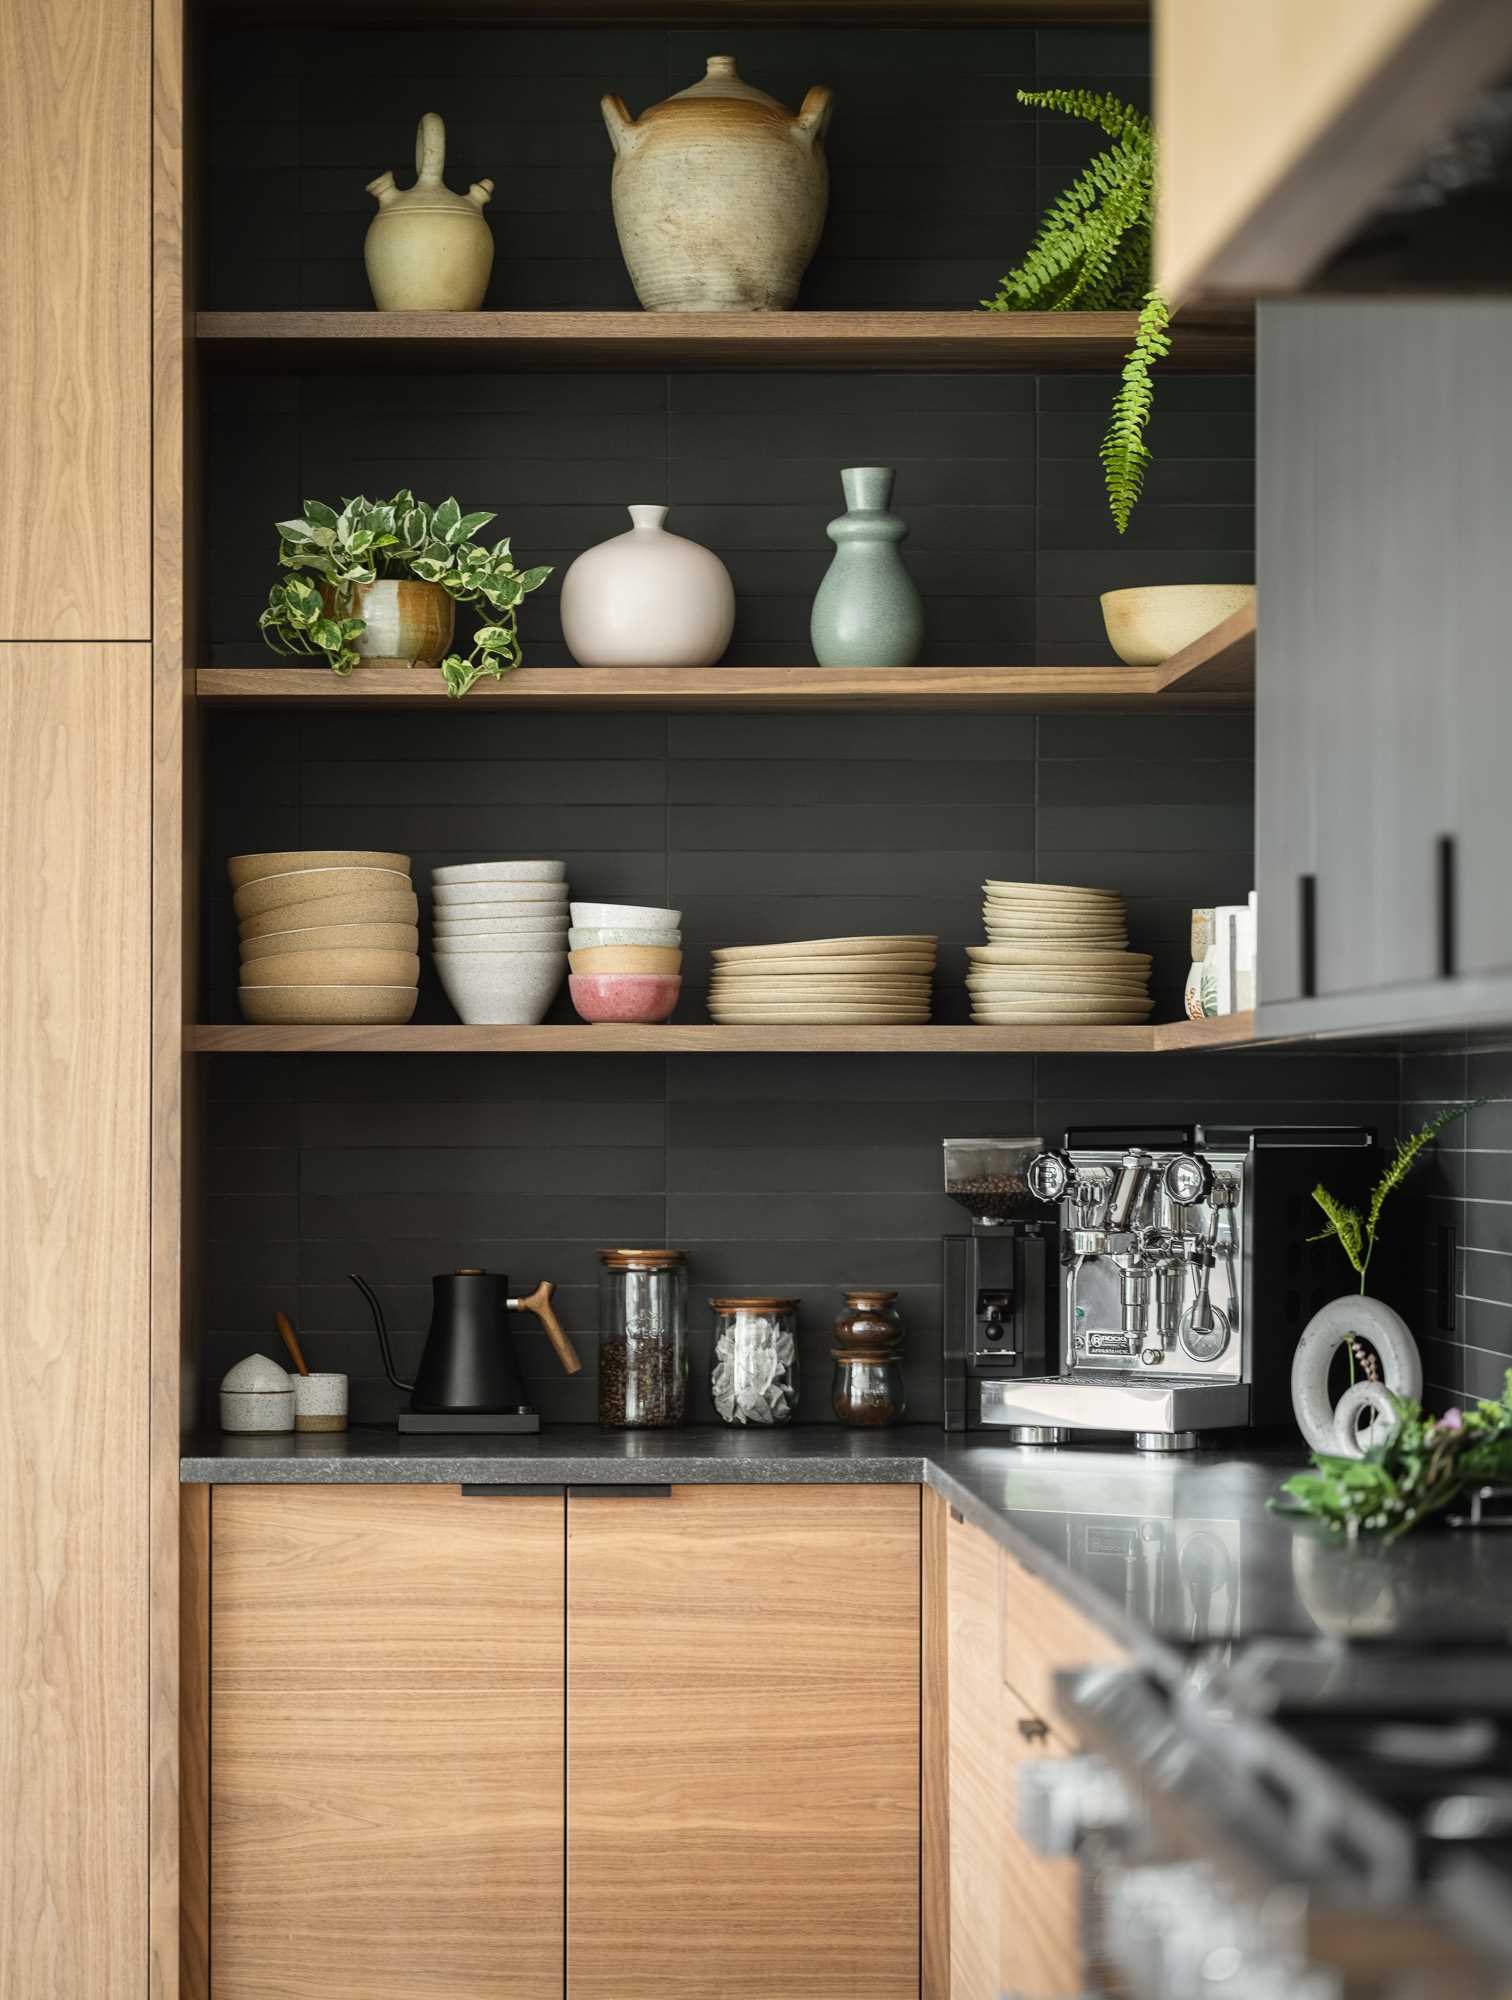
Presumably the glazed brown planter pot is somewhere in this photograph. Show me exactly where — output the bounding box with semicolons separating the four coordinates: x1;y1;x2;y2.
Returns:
324;579;455;664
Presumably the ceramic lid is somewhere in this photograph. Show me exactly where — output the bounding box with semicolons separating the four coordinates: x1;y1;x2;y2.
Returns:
221;1353;292;1394
664;55;787;114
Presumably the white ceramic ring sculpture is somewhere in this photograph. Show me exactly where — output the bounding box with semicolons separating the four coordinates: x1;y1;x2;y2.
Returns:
1290;1296;1422;1458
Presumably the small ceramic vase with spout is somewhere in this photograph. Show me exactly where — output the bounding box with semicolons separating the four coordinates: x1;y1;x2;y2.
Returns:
559;505;735;668
365;113;494;311
811;468;924;669
602;56;832;312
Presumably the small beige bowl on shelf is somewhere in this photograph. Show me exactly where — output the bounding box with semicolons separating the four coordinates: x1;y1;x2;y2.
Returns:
570;944;683;976
239;888;420;938
227;849;410;889
238;985;419;1026
240;947;420;987
234;865;412;920
1099;584;1255;667
240;921;419;962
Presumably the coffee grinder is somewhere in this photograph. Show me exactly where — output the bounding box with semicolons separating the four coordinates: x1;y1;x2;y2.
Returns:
941;1136;1055;1430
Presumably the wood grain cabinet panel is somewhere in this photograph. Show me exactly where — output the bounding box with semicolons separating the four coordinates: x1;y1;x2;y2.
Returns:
0;644;151;2000
998;1684;1081;2000
0;0;150;637
566;1484;920;2000
998;1545;1129;1727
210;1485;566;2000
945;1513;1006;2000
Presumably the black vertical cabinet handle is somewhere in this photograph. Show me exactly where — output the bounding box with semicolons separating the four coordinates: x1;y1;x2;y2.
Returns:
1298;873;1317;999
1437;835;1457;980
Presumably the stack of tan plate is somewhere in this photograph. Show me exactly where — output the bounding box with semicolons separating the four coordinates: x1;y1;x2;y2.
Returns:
232;851;419;1024
708;936;937;1024
969;881;1152;1025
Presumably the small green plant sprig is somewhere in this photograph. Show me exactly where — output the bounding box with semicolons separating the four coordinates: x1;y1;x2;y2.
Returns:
981;89;1168;534
259;492;551;699
1276;1374;1512;1541
1311;1101;1478;1295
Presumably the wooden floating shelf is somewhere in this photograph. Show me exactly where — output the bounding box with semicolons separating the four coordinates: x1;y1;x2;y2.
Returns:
197;613;1255;711
195;309;1253;374
207;1;1150;24
190;1015;1255;1055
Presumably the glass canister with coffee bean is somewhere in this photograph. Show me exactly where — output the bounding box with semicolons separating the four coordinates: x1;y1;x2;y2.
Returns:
597;1248;687;1428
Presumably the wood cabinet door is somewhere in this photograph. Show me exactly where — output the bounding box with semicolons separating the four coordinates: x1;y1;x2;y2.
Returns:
946;1513;1006;2000
1;0;150;637
211;1484;565;2000
567;1484;920;2000
998;1687;1081;2000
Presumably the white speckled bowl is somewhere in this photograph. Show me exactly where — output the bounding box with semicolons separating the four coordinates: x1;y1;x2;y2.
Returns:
432;859;567;884
435;949;567;1025
434;933;568;955
434;910;570;938
293;1371;348;1433
568;925;682;949
433;882;569;908
569;902;681;930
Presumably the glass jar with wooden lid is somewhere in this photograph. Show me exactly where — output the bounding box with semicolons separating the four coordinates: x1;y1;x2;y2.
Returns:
831;1349;907;1427
833;1288;904;1353
597;1249;687;1428
710;1296;799;1426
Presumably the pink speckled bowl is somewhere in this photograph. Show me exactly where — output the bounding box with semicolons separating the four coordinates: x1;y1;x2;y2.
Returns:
569;972;681;1024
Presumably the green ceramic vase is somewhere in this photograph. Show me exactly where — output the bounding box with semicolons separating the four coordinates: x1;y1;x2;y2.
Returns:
810;466;924;669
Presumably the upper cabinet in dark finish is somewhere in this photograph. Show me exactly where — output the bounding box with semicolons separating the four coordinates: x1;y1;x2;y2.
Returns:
1256;300;1512;1038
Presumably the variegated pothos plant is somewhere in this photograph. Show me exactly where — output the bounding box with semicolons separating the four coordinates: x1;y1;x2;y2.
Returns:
258;492;551;698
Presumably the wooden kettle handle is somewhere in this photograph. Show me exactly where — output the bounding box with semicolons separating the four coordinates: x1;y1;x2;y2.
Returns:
511;1280;582;1376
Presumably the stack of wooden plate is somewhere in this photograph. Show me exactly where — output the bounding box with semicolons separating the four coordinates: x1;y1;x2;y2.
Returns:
708;936;937;1025
969;881;1152;1025
232;851;419;1025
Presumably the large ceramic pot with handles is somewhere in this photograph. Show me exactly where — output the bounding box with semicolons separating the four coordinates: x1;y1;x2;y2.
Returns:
601;55;833;312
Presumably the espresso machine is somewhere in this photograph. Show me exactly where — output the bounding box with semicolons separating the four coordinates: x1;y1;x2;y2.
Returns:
951;1124;1376;1451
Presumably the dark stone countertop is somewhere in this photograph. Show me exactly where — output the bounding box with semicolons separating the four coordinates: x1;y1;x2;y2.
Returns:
181;1424;1512;1657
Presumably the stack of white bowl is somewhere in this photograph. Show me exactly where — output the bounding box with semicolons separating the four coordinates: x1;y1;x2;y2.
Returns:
967;880;1153;1025
568;901;682;1023
707;936;937;1025
432;861;568;1024
232;851;419;1024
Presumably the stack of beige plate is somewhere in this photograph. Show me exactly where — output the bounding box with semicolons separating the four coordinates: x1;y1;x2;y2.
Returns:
969;881;1152;1025
232;851;419;1025
708;937;937;1024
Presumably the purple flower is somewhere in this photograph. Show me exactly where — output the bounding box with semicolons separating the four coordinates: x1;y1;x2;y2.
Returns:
1436;1407;1465;1432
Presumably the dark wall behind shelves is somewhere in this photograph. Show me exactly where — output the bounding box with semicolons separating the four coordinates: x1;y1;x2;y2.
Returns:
203;1043;1401;1430
205;22;1150;313
205;21;1251;673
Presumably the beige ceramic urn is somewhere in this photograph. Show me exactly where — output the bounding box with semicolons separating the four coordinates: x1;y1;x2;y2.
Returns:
602;56;833;313
364;113;494;311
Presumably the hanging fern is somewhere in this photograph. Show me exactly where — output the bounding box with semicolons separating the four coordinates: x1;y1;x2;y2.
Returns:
982;89;1166;533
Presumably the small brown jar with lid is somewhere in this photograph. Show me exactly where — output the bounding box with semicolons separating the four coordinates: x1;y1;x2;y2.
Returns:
831;1350;907;1427
597;1248;687;1428
833;1288;904;1353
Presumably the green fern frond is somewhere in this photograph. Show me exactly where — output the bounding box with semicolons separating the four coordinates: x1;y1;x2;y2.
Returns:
1366;1101;1478;1232
1310;1185;1367;1280
1101;291;1170;534
1015;88;1153;146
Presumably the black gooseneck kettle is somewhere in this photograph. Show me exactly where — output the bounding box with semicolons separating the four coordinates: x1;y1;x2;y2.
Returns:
351;1268;581;1434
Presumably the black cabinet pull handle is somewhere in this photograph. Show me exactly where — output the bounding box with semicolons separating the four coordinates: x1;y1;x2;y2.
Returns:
460;1483;564;1497
1299;872;1317;999
1437;835;1457;979
567;1483;673;1499
1017;1715;1051;1742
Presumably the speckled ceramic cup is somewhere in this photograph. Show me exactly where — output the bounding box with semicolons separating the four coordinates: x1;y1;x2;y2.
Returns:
293;1372;348;1433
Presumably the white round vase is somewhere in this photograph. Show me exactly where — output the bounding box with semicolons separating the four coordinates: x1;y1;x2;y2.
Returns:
559;505;735;668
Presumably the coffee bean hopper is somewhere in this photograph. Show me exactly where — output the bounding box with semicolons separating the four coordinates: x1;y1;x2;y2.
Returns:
940;1137;1054;1430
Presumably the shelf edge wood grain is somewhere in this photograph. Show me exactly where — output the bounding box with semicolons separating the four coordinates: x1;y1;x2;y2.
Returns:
194;645;1255;711
195;308;1253;372
187;1016;1256;1053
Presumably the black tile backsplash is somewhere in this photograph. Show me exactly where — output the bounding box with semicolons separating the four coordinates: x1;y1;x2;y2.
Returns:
1399;1036;1512;1410
198;20;1288;1434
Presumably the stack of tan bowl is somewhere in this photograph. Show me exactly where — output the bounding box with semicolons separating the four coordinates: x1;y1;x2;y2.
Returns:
967;881;1152;1026
708;936;937;1025
232;851;419;1025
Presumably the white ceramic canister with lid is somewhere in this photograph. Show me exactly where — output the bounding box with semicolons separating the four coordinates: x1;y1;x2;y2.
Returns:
220;1353;295;1434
